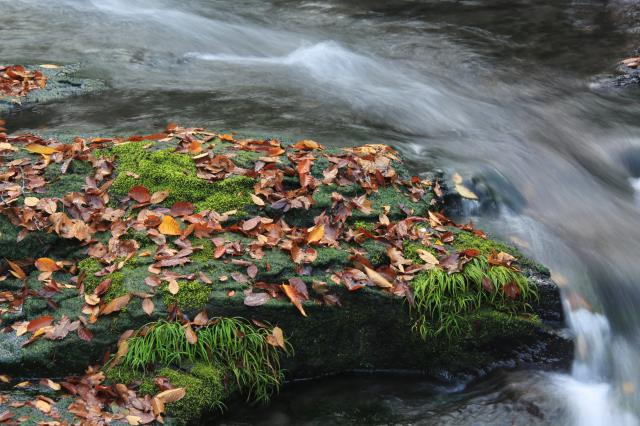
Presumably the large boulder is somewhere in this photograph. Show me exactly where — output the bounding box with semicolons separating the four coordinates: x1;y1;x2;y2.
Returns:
0;126;571;424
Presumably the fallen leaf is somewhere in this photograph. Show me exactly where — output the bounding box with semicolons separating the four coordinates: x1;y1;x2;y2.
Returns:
35;257;60;272
244;292;270;307
128;185;151;203
251;194;265;206
307;224;324;244
416;249;439;266
184;323;198;344
24;197;39;207
27;315;54;332
364;266;393;288
281;284;307;317
266;326;286;350
150;190;170;204
100;294;131;315
158;215;181;236
156;388;186;404
142;298;154;316
33;400;51;414
25;144;59;155
168;280;179;295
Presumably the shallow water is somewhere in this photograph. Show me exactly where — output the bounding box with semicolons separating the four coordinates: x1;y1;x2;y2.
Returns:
2;0;640;424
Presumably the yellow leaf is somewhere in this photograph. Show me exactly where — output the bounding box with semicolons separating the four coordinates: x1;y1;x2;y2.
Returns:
168;280;179;295
40;64;60;69
152;397;165;416
25;144;59;155
250;193;265;206
44;378;61;391
416;249;439;266
455;183;478;200
34;400;51;413
24;197;39;207
156;388;186;404
126;415;142;425
307;224;324;244
364;266;393;288
158;215;181;236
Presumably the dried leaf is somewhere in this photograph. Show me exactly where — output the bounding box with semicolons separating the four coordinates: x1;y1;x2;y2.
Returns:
158;215;181;236
128;185;151;203
100;294;131;315
168;280;179;295
35;257;60;272
142;298;154;316
307;224;324;244
25;144;59;155
156;388;186;404
27;315;54;332
281;284;307;317
364;266;393;288
266;326;286;350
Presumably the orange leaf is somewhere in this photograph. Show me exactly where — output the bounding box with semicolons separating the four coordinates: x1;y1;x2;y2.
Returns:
281;284;307;317
25;144;59;155
266;326;286;350
158;215;181;236
306;224;324;244
27;315;54;332
292;139;323;150
100;294;131;315
34;257;60;272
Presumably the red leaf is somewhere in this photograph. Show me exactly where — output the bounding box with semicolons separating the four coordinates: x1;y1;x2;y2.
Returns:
504;282;521;299
170;202;194;217
77;326;94;341
128;185;151;203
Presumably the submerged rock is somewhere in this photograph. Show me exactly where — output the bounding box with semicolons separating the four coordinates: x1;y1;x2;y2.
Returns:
0;126;571;424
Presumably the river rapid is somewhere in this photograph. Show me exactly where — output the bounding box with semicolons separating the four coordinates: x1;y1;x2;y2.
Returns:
2;1;640;424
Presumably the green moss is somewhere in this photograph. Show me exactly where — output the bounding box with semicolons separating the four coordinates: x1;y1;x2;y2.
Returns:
159;367;225;424
353;220;375;233
314;247;350;268
359;239;389;267
103;141;254;212
77;258;126;302
104;365;156;395
191;239;214;263
42;160;94;198
161;280;210;310
402;241;437;264
453;231;516;256
410;256;536;339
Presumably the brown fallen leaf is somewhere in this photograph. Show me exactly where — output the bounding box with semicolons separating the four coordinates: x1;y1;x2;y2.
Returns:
128;185;151;203
156;388;186;404
168;280;180;295
100;294;131;315
364;266;393;288
266;326;286;350
27;315;54;332
142;298;154;316
184;323;197;344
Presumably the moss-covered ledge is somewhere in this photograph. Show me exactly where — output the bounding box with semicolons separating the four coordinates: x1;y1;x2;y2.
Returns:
0;126;571;424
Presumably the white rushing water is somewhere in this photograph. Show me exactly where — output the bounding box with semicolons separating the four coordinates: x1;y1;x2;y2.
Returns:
3;0;640;424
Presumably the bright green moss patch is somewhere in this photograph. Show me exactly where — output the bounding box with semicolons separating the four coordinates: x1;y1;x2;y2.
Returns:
161;280;210;310
453;231;517;257
77;258;126;302
101;141;254;212
158;367;225;424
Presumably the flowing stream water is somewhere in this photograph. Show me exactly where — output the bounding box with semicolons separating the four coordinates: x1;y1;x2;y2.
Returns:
2;0;640;424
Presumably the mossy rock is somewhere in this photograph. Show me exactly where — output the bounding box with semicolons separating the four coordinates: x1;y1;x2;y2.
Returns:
0;130;571;425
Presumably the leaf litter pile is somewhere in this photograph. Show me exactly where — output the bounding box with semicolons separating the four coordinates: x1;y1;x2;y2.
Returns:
0;124;538;424
0;65;47;99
